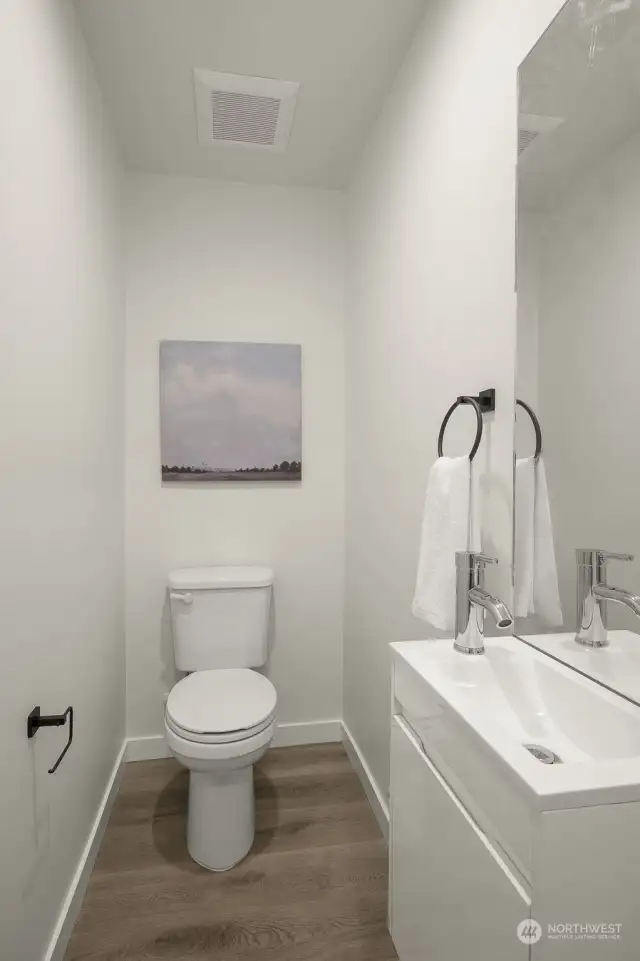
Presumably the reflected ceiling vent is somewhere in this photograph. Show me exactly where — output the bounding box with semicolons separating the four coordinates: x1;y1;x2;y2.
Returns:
518;128;540;154
518;112;564;156
194;70;299;151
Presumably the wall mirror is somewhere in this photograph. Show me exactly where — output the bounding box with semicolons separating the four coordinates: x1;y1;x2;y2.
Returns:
515;0;640;704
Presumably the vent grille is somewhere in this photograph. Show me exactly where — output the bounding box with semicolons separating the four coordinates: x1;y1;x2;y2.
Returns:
518;128;540;155
518;113;565;158
194;70;299;152
211;91;281;146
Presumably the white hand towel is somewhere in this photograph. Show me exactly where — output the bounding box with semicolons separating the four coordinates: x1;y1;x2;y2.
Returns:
412;456;481;632
514;456;563;626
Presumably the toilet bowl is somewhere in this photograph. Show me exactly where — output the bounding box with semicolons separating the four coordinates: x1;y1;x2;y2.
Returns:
165;666;277;871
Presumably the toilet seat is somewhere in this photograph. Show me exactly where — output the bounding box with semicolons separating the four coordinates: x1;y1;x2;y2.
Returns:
165;711;275;744
166;668;277;744
165;714;275;764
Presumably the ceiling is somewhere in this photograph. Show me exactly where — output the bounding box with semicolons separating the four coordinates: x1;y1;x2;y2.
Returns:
73;0;428;188
519;0;640;208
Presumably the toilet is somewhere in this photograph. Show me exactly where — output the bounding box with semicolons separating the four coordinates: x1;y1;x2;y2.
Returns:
164;565;277;872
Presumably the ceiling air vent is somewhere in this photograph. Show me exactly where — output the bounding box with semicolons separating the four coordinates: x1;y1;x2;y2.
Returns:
194;70;299;152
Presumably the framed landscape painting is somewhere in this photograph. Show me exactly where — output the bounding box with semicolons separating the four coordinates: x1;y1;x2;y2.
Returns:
160;341;302;482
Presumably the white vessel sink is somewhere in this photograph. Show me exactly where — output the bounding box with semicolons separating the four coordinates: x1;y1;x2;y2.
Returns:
519;630;640;706
392;638;640;814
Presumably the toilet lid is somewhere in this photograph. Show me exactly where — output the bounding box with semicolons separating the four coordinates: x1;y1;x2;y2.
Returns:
166;670;277;736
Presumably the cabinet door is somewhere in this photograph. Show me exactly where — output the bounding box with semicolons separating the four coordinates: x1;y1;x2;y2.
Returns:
389;715;530;961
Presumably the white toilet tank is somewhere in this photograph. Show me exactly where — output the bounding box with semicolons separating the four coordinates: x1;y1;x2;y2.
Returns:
168;566;274;671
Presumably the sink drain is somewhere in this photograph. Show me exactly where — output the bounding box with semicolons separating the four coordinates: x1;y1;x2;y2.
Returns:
523;744;561;764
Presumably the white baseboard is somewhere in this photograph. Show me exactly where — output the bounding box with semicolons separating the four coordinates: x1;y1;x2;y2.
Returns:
341;722;389;843
125;735;171;762
126;719;342;761
271;718;342;747
44;740;126;961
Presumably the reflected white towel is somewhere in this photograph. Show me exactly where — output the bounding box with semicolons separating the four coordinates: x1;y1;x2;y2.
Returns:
412;456;481;632
514;456;563;626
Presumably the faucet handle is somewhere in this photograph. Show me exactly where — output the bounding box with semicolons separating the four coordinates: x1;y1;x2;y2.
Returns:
455;551;497;569
576;549;634;567
601;551;634;563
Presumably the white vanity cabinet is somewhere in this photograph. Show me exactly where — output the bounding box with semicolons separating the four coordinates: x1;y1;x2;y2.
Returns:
389;716;529;961
388;640;640;961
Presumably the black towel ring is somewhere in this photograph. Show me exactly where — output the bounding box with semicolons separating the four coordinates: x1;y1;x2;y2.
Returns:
437;396;484;461
516;399;542;459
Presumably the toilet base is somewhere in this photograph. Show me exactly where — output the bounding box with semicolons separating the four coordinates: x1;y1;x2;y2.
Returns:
187;766;255;872
165;715;274;872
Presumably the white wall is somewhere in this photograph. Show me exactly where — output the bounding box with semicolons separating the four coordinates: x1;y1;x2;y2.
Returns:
0;2;125;958
534;129;640;631
125;174;344;739
344;0;566;801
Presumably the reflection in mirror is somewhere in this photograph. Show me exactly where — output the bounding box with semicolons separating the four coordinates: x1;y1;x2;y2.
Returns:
515;0;640;704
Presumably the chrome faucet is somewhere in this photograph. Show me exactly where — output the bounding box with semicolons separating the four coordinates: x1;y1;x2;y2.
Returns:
575;549;640;648
454;551;514;655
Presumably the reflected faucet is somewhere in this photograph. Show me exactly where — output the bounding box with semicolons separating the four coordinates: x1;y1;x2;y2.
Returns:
576;549;640;648
454;552;514;655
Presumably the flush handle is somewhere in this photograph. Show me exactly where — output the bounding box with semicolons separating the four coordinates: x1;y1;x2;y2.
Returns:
170;592;193;605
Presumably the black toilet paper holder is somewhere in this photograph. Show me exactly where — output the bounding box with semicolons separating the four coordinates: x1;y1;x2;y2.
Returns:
27;705;74;774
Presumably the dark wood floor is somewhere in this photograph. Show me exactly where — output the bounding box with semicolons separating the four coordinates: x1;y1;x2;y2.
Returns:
64;744;398;961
